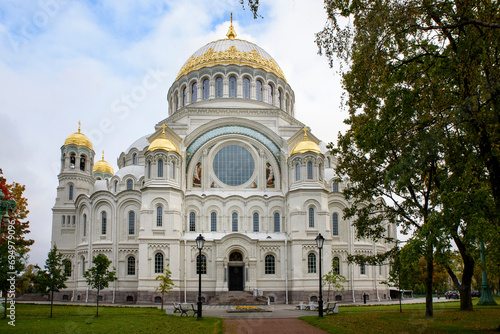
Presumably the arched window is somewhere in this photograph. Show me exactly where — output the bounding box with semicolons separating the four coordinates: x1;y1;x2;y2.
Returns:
274;212;280;232
265;255;275;274
63;260;71;277
232;212;238;232
127;179;133;190
229;76;237;97
332;182;339;192
268;84;273;104
171;161;175;179
308;208;314;228
285;96;289;112
296;163;301;181
154;253;164;274
211;212;217;232
156;206;163;227
147;162;151;179
80;155;86;171
191;82;197;103
70;154;76;169
128;211;135;235
182;87;187;106
114;180;118;192
256;80;263;101
101;211;107;235
253;212;259;232
69;185;73;200
308;253;317;273
387;224;391;238
333;257;340;275
307;161;313;179
157;159;163;177
202;79;209;100
174;95;178;111
319;164;323;180
243;77;250;99
278;90;282;109
133;153;137;165
215;77;223;98
327;157;331;168
62;215;65;225
122;157;126;167
83;214;86;237
127;256;135;275
196;254;207;274
81;256;85;274
189;212;196;231
72;216;75;225
332;213;339;236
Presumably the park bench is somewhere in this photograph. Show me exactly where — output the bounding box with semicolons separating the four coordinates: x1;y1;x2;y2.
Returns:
178;303;198;317
172;303;181;313
322;302;338;315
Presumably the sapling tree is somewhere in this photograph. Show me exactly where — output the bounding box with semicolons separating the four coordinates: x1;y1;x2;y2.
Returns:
83;254;117;317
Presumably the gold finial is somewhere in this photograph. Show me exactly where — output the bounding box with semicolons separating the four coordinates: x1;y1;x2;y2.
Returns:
226;12;237;40
78;121;81;133
302;126;308;140
102;150;105;161
161;124;167;138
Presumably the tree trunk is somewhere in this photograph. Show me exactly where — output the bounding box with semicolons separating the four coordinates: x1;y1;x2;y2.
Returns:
425;248;434;318
449;235;474;311
50;289;54;318
96;288;99;317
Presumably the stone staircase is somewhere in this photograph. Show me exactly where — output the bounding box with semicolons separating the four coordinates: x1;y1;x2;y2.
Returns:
208;291;268;305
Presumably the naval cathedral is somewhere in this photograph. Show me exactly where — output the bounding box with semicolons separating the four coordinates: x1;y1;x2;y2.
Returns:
52;22;395;304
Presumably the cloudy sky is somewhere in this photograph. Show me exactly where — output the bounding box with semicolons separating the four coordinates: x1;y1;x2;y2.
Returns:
0;0;347;266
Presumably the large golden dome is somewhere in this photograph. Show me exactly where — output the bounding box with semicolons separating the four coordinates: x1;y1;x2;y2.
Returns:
148;125;180;154
176;20;286;82
290;127;321;156
65;122;93;149
93;151;114;174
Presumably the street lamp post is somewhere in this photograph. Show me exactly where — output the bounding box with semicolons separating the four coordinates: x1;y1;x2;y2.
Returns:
196;234;205;319
316;233;325;317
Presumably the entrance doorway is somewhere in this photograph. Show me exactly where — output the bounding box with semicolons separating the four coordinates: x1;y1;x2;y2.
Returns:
228;251;244;291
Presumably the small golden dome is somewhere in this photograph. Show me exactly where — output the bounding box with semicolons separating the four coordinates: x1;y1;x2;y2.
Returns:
148;124;180;154
65;121;93;149
93;151;114;174
290;127;322;156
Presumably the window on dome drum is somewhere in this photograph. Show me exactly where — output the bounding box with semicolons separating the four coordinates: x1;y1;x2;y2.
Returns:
157;159;163;177
285;97;289;112
63;260;71;277
278;90;282;109
128;211;135;235
243;77;250;99
333;257;340;275
332;182;339;192
133;153;137;165
256;80;263;101
213;145;255;186
191;82;197;103
147;162;151;179
215;77;223;98
182;87;187;106
307;161;313;179
274;212;280;232
171;161;175;179
127;179;133;190
69;185;73;200
154;253;163;274
114;181;118;192
189;212;196;231
253;212;259;232
232;212;238;232
211;212;217;232
327;157;331;168
268;84;273;104
332;213;339;236
197;254;207;275
174;95;178;111
308;253;317;273
203;79;209;100
319;164;323;180
229;76;237;97
265;254;275;274
127;256;135;275
101;211;107;234
123;157;126;167
80;155;86;171
156;206;163;227
70;154;76;169
309;208;315;228
296;163;300;181
360;264;366;275
83;214;86;236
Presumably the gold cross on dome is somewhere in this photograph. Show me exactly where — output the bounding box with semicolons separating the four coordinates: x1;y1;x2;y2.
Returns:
302;126;308;140
161;124;167;137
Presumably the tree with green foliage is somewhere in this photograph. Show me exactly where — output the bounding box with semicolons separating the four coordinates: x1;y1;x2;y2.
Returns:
314;0;500;316
0;169;35;319
83;254;117;317
155;264;175;310
322;258;347;302
32;245;68;317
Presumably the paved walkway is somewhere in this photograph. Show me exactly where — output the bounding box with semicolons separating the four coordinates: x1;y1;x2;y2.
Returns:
223;318;328;334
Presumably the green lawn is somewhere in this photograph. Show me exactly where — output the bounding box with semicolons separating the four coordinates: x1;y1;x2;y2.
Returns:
0;304;223;334
301;298;500;334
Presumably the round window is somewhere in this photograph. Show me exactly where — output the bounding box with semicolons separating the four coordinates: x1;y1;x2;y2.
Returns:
213;145;255;186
